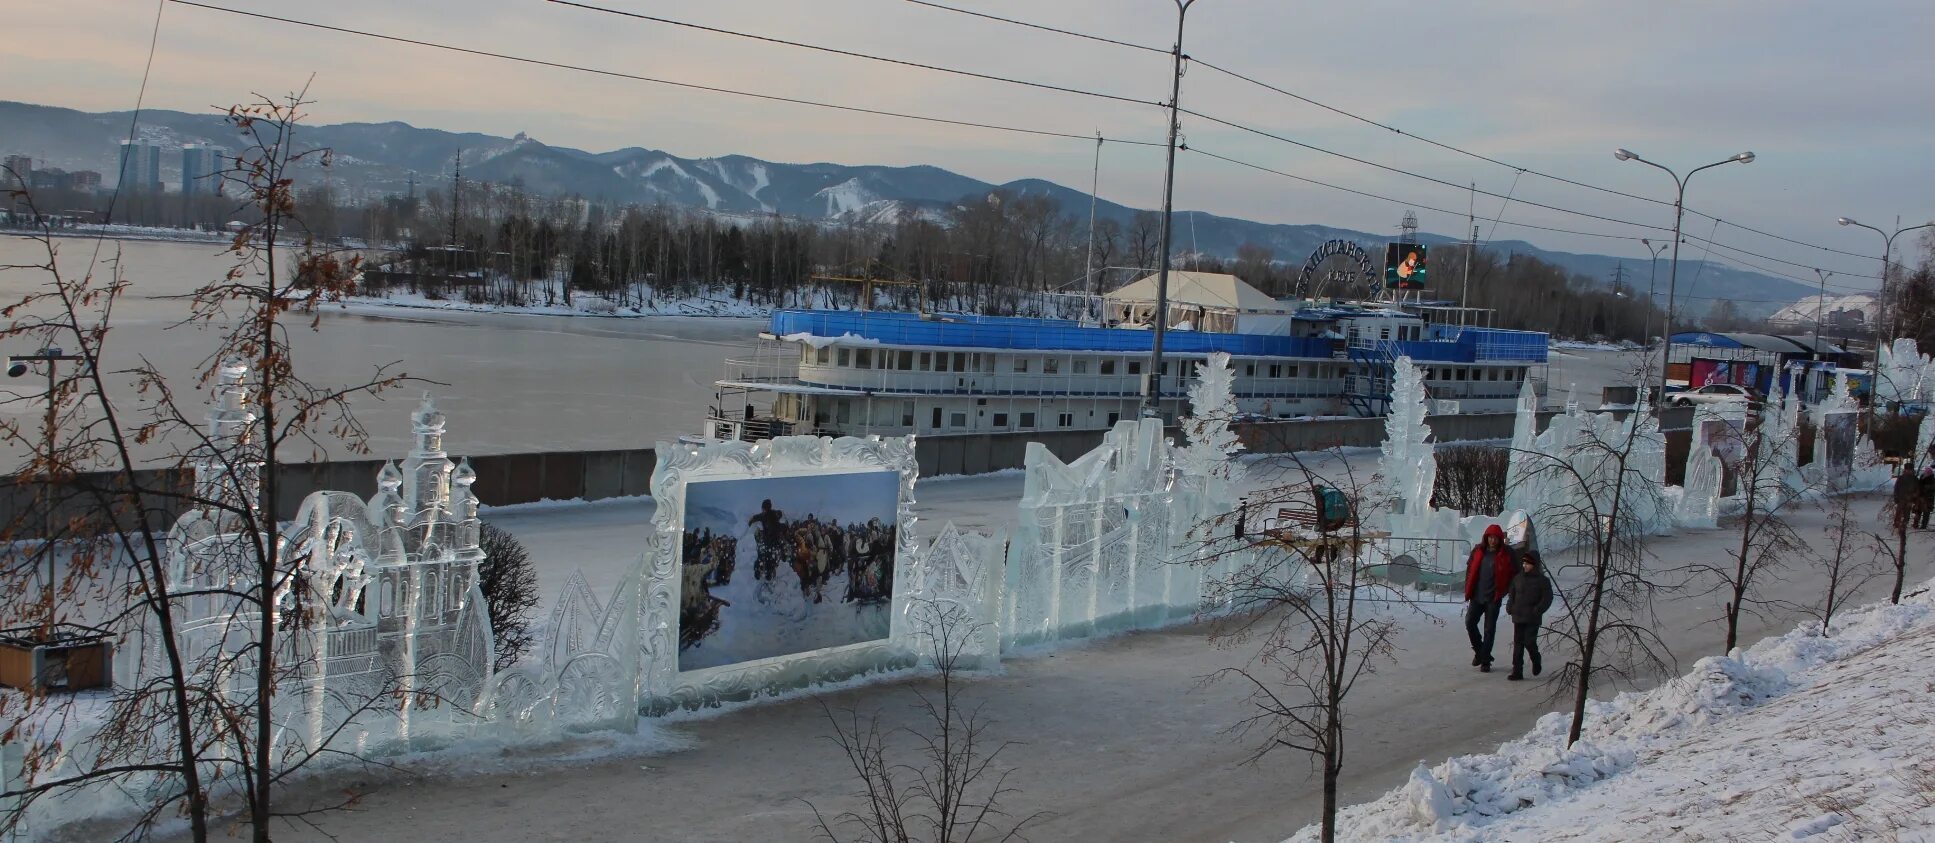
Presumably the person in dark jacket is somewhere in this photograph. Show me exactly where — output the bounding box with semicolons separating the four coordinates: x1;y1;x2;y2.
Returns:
1463;523;1516;672
1504;552;1554;681
1894;468;1920;533
1915;465;1935;529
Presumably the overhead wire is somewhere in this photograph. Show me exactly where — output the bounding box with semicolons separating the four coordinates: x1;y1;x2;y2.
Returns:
545;0;1162;108
897;0;1895;263
163;0;1165;148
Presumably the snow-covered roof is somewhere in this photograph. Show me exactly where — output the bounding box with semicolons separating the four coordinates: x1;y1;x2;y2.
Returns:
1104;271;1289;313
1768;293;1874;327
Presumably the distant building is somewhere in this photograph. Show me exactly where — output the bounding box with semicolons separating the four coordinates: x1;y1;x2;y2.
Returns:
181;144;224;197
2;155;30;190
117;140;163;193
1768;293;1874;334
66;170;102;192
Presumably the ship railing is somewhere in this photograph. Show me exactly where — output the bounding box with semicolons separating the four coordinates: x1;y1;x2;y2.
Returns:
722;356;799;384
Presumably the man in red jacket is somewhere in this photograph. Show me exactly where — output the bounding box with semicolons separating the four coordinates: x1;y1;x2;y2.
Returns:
1464;523;1517;672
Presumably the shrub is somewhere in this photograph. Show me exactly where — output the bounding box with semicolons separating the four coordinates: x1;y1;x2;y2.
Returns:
1431;444;1508;515
478;522;541;670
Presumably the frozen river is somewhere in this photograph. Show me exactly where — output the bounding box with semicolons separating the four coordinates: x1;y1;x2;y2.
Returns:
0;235;1638;466
0;235;760;462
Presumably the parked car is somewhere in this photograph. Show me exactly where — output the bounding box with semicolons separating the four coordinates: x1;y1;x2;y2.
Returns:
1672;383;1763;409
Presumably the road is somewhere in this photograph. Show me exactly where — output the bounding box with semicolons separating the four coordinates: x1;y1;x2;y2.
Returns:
231;481;1925;843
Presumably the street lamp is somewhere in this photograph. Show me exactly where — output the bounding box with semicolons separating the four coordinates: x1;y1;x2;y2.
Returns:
1614;148;1756;405
1837;216;1935;409
8;347;85;615
1639;238;1669;345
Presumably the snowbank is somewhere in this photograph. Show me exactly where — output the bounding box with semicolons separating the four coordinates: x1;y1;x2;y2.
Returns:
1284;577;1935;842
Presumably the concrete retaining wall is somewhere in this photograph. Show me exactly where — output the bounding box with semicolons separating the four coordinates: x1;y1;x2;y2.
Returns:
6;408;1696;537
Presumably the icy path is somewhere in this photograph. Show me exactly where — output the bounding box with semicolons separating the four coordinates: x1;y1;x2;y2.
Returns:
263;490;1915;843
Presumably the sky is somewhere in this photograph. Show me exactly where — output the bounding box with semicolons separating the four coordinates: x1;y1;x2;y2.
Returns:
6;0;1933;293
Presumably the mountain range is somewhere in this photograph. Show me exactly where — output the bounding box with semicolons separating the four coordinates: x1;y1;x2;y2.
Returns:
0;99;1815;316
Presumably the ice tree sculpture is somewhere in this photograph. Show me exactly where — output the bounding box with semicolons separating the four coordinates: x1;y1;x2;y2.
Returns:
1876;338;1931;406
1179;351;1244;481
1378;356;1436;521
908;522;1007;670
1502;377;1541;514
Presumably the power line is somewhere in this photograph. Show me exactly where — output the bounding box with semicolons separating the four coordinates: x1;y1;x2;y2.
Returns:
1187;146;1645;242
900;0;1169;55
1680;231;1881;281
1181;108;1676;233
897;1;1899;263
547;0;1161;108
164;0;1164;149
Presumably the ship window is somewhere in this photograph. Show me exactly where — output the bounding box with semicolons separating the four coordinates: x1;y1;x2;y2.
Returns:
1073;359;1089;374
931;407;942;428
1380;327;1390;340
1020;412;1036;428
902;402;914;427
1244;364;1254;377
1128;361;1142;375
1058;412;1073;427
837;400;851;424
802;346;813;363
936;354;949;372
949;412;967;428
1044;358;1060;375
817;347;831;365
1287;365;1299;378
1268;364;1281;378
837;348;851;367
856;349;872;368
953;353;967;372
1107;412;1120;426
919;352;931;371
983;354;996;373
1508;369;1518;380
1101;360;1116;375
899;351;913;370
1488;369;1499;381
1014;357;1029;373
993;413;1009;428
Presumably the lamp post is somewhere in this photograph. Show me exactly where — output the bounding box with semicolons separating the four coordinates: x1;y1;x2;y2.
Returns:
8;347;86;616
1143;0;1197;420
1836;216;1935;409
1614;148;1755;405
1640;238;1668;345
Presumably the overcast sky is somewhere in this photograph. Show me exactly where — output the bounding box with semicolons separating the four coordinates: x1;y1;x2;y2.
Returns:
9;0;1933;291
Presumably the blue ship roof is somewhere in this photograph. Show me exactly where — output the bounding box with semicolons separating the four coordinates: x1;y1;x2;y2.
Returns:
770;310;1547;363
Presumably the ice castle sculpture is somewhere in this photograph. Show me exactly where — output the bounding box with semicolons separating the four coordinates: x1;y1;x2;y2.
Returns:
1876;338;1934;407
146;382;496;756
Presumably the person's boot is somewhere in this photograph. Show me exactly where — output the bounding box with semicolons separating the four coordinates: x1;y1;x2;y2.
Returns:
1532;653;1543;676
1507;670;1524;681
1479;661;1491;673
1471;654;1483;666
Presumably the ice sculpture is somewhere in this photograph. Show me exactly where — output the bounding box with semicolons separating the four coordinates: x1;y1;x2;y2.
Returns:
1503;387;1673;553
1876;338;1932;406
908;523;1007;670
1378;357;1437;522
1502;378;1541;517
1178;351;1244;481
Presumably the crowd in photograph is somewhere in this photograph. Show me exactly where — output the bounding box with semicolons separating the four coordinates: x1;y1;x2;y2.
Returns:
679;499;897;649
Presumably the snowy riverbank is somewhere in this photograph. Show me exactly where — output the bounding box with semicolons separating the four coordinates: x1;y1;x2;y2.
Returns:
1283;575;1935;842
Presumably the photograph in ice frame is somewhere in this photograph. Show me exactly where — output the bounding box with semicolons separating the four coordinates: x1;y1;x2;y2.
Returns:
677;470;899;671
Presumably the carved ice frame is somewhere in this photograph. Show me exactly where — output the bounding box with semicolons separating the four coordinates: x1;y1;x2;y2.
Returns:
643;434;921;710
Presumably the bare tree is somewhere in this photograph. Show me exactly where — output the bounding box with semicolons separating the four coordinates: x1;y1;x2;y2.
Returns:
808;600;1041;843
0;188;214;841
1205;450;1407;843
1512;404;1675;746
1799;497;1885;637
1687;418;1814;652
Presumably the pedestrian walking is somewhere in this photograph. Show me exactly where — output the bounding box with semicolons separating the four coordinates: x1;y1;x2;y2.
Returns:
1464;523;1516;672
1893;468;1918;533
1916;465;1934;529
1504;552;1553;681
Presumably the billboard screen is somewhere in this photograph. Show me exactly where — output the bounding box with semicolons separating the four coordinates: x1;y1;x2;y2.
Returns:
678;470;899;671
1385;243;1427;290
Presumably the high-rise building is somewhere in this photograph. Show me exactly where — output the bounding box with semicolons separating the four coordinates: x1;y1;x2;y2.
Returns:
117;140;163;193
2;155;30;190
181;145;224;197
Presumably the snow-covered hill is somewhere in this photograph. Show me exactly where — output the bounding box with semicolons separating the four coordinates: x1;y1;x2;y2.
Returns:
1284;578;1935;842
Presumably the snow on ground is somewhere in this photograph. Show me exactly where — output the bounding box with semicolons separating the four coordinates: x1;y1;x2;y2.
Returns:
1285;576;1935;843
337;285;771;319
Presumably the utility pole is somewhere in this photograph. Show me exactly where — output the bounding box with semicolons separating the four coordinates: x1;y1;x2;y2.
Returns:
1085;132;1102;322
1142;0;1197;420
1461;182;1476;312
1813;268;1833;352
